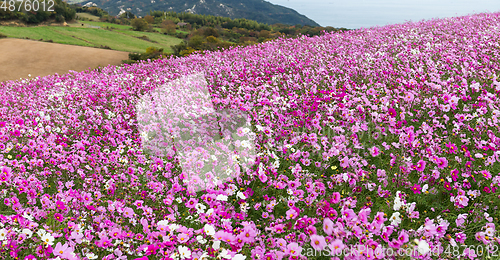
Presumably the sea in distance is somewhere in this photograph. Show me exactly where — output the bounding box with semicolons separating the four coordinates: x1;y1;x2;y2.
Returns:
267;0;500;29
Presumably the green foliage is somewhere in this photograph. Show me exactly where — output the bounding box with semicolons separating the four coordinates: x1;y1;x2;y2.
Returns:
0;0;75;24
163;11;272;32
201;27;219;37
149;10;164;18
125;46;171;63
187;35;204;49
74;6;109;17
0;32;6;38
205;35;218;43
143;15;154;24
130;18;148;31
119;11;136;19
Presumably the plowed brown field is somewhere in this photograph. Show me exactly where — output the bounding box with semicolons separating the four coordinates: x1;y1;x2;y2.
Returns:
0;38;128;82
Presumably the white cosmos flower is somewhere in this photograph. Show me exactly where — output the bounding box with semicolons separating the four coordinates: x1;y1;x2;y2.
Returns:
220;249;231;259
417;239;430;255
237;191;246;200
212;240;221;250
216;194;228;201
86;253;98;260
196;235;207;244
41;232;55;245
178;245;191;259
390;212;402;226
157;220;169;227
204;224;215;236
195;203;206;213
422;184;429;193
233;254;247;260
0;229;7;241
393;197;403;211
169;224;180;232
22;229;33;238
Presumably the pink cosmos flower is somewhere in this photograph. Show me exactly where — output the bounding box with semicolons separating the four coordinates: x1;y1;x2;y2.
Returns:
370;146;380;157
185;198;198;209
238;227;256;243
463;248;477;259
455;195;469;208
480;170;492;179
310;234;326;251
70;231;83;244
451;169;459;181
388;107;397;117
330;192;341;204
352;225;363;239
286;209;298;220
411;184;421;194
456;214;467;228
341;208;356;221
276;238;286;250
323;218;334;235
329;239;345;255
123;207;135;218
357;208;371;224
55;201;66;211
285;242;302;257
446;142;458;154
53;242;75;259
437;157;448;168
54;213;64;222
444;181;452;191
456;232;466;243
373;212;386;225
415;160;426;172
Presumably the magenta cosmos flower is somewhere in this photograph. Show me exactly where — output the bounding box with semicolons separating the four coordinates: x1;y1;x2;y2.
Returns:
370;146;381;157
414;160;426;172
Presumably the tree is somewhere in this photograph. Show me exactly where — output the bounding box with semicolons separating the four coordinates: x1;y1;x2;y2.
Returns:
259;30;270;38
206;36;219;43
202;27;219;37
144;15;155;24
161;20;176;35
150;11;164;18
131;18;148;31
120;11;135;19
187;35;204;49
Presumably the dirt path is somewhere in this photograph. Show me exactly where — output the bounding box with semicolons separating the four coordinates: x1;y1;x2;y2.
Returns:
0;38;129;83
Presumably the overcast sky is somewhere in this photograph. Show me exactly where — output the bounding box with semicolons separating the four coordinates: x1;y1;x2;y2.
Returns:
266;0;500;29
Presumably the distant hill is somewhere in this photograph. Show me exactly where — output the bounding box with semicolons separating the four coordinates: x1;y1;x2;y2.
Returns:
79;0;320;26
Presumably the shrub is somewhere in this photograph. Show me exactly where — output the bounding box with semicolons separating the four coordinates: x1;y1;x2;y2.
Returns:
130;18;148;31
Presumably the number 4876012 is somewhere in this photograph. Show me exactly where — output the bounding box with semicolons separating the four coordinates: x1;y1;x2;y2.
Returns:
0;0;55;12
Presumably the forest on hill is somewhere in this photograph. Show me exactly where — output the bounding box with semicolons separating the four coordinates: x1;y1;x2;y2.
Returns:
79;0;320;27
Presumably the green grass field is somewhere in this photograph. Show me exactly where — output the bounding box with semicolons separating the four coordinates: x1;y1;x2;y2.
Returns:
75;13;100;21
0;21;184;53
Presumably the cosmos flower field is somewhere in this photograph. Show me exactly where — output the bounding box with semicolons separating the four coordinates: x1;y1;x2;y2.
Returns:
1;12;500;260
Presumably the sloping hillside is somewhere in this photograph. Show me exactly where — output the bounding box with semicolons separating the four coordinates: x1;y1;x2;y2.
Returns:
82;0;320;26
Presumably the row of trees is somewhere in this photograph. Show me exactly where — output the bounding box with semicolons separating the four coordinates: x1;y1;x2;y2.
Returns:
119;10;348;61
0;0;75;24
